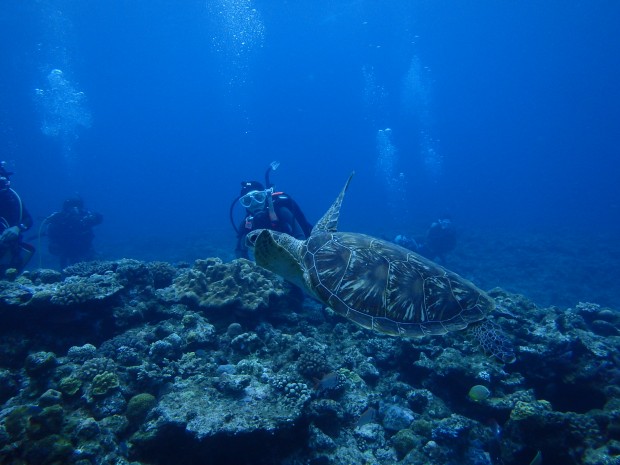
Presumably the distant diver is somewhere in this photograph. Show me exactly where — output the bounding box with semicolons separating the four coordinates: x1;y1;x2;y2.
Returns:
394;216;456;263
42;195;103;268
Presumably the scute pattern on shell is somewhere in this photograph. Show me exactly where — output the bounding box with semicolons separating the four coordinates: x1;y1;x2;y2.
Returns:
303;232;493;337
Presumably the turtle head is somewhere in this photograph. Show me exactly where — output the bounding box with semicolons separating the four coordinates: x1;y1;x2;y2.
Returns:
245;229;267;253
245;229;307;290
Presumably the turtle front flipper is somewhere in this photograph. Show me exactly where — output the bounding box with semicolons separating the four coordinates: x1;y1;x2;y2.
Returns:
312;172;355;234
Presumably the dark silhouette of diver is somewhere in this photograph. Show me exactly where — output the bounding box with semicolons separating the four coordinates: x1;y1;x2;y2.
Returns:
44;196;103;268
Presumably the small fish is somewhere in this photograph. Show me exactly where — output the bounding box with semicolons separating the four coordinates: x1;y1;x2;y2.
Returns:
313;372;341;392
355;407;377;428
468;385;491;402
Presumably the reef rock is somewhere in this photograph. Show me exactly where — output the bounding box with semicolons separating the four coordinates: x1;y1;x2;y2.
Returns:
159;258;296;313
0;258;619;465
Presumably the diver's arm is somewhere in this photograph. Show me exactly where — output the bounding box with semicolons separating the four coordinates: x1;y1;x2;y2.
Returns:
277;207;305;239
290;219;305;240
83;211;103;227
289;199;313;237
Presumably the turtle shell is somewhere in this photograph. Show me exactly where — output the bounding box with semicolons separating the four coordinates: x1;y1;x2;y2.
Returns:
302;231;494;337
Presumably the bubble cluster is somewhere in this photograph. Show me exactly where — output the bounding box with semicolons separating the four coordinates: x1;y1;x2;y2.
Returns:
34;68;91;143
401;56;432;120
206;0;265;86
376;128;396;179
376;128;408;223
421;132;443;181
362;65;387;122
402;56;442;180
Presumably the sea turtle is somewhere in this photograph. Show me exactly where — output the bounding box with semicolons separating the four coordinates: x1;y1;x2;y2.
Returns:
246;173;515;363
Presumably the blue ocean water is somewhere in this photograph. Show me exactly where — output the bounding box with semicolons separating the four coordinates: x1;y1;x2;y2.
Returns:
1;1;619;305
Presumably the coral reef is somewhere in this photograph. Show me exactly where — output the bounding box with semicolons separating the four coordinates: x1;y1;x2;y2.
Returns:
0;258;619;465
160;257;295;313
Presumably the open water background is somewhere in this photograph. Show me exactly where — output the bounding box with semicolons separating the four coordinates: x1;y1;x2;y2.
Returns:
1;0;619;307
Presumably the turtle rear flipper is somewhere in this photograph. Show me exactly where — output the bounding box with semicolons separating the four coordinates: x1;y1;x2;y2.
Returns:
469;320;516;364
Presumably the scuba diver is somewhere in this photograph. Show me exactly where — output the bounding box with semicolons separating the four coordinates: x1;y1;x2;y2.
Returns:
423;217;457;261
230;161;313;259
0;161;35;276
394;216;457;263
43;196;103;268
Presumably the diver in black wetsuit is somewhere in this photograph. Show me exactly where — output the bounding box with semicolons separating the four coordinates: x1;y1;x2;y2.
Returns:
0;161;35;275
44;196;103;268
231;162;313;259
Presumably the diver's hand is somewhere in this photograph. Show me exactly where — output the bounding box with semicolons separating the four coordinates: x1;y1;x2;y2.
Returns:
0;226;20;245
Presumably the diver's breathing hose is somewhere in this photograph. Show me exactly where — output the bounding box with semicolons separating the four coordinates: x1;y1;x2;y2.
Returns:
265;160;280;189
37;214;55;268
10;188;23;225
229;197;241;234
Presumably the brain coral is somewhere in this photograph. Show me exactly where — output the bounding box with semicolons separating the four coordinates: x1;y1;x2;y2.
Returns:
166;258;291;312
63;261;119;277
49;274;123;306
91;371;120;397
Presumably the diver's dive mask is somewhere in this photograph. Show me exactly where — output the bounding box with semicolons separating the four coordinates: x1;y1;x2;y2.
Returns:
239;189;271;210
